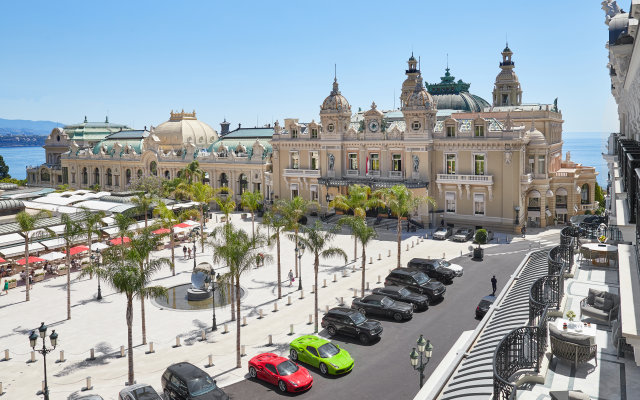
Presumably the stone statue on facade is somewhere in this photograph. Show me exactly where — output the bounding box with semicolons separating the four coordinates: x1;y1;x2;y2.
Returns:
328;153;335;171
413;155;419;172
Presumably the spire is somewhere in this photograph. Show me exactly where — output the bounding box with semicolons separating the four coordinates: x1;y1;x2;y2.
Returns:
530;117;536;132
84;116;87;123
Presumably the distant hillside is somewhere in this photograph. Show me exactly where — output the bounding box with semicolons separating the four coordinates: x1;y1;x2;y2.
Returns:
0;117;64;136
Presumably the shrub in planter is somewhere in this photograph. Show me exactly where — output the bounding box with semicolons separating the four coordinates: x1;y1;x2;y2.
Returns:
473;229;488;260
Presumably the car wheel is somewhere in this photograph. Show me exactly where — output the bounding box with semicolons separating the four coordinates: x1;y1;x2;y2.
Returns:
358;308;366;316
278;380;287;392
249;366;257;379
327;326;337;336
290;349;298;361
359;333;370;344
319;362;329;375
393;312;403;321
412;303;418;311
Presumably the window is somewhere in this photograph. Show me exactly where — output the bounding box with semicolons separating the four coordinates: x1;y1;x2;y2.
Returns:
114;175;119;187
106;168;112;186
528;156;535;173
446;126;455;137
265;364;277;374
150;161;157;176
537;155;545;175
370;153;379;171
126;169;131;185
528;197;540;207
474;154;485;175
581;184;590;204
474;125;484;137
71;172;76;184
291;151;299;169
348;153;358;170
306;346;319;357
310;151;319;170
556;195;567;206
239;174;248;194
502;94;509;105
137;169;143;179
82;167;88;185
93;168;100;185
311;128;318;139
412;121;421;131
291;129;298;138
446;154;456;174
291;183;299;199
310;185;318;202
392;154;402;171
445;192;456;213
327;123;335;133
474;193;485;215
220;173;228;189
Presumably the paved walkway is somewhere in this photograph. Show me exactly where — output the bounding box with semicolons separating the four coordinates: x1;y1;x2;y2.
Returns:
0;214;559;400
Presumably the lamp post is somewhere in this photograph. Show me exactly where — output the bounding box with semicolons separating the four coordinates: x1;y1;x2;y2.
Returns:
29;322;58;400
95;249;102;300
189;231;199;270
210;267;220;331
409;334;433;388
295;241;305;291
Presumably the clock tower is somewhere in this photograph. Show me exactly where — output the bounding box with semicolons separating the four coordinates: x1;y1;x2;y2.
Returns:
320;77;352;138
492;44;523;106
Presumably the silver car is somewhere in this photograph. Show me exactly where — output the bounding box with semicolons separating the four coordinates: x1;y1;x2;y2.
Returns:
118;384;162;400
432;226;453;240
451;228;474;242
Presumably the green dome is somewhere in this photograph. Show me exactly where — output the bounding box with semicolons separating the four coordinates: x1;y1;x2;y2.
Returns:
425;68;490;112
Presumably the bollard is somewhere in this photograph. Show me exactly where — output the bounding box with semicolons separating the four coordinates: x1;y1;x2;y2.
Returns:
406;244;409;251
147;342;155;354
268;334;273;345
325;305;329;313
461;250;463;256
323;279;327;288
85;376;93;391
388;249;391;257
242;316;247;326
208;354;214;368
58;350;65;363
88;349;96;361
333;274;337;282
259;309;264;319
443;252;446;259
30;351;36;363
273;302;278;312
289;324;295;335
412;241;414;248
342;270;347;277
311;285;315;294
4;349;9;361
299;289;304;299
369;257;372;264
352;264;356;272
377;275;381;284
353;288;358;298
42;380;45;392
175;336;181;348
339;296;344;306
378;253;381;260
223;323;229;334
308;314;313;325
241;345;246;356
201;330;206;341
0;382;3;395
120;346;125;358
287;296;292;306
366;282;370;290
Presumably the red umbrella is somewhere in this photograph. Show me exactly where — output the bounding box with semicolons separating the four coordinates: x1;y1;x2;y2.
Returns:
110;237;131;245
152;228;170;235
16;256;45;265
174;223;190;228
64;245;90;256
0;257;6;263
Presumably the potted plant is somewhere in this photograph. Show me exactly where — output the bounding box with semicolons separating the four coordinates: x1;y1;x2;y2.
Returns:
566;310;576;322
473;229;487;260
7;279;17;289
33;272;45;282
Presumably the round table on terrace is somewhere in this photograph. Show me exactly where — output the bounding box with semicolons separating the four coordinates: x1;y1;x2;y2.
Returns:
580;243;617;267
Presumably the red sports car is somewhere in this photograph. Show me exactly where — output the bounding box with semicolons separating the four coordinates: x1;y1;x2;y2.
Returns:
248;352;313;393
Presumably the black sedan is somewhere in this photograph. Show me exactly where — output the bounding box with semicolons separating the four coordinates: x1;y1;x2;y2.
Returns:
475;295;496;319
371;285;429;311
351;294;413;321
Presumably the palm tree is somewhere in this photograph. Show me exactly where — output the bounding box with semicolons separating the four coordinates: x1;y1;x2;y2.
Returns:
131;192;155;230
79;246;167;385
263;211;287;299
210;224;270;368
179;182;215;251
380;185;436;268
346;218;377;296
213;186;237;319
16;210;52;302
153;202;196;276
81;208;106;284
276;196;317;277
126;227;170;345
180;160;204;184
240;191;263;241
330;184;384;261
59;213;85;320
114;213;135;257
295;221;347;332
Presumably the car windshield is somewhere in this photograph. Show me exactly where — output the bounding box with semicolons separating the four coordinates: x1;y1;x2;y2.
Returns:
318;342;340;358
436;227;447;232
479;299;494;308
187;376;217;396
439;260;451;268
414;272;430;285
131;386;160;400
381;297;394;307
276;360;299;376
398;287;411;296
350;312;366;325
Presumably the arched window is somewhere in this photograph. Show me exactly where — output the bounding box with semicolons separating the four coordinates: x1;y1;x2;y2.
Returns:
94;168;100;185
137;169;143;179
126;169;131;185
40;169;50;182
220;173;228;188
82;167;88;185
106;168;113;186
239;173;248;194
150;161;157;176
164;170;170;179
581;183;590;205
204;172;210;184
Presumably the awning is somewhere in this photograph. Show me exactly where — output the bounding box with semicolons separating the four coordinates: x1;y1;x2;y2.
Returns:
174;223;191;229
40;252;66;261
556;187;568;196
101;217;115;225
546;189;553;198
110;237;130;246
528;211;541;217
0;233;26;247
528;190;541;198
0;257;6;263
65;245;89;256
16;256;46;265
152;228;170;235
91;243;110;251
183;220;199;227
0;242;45;258
556;208;568;214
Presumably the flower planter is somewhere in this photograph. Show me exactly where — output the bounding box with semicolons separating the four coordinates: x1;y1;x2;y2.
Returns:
473;247;484;260
33;275;44;283
7;280;17;289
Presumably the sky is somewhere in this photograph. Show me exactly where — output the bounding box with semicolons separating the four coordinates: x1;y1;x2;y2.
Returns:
0;0;619;133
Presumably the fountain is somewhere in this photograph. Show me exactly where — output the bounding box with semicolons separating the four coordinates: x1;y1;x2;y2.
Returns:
187;263;213;301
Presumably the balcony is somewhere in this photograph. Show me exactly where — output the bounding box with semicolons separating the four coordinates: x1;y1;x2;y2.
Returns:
388;171;403;179
283;169;320;178
581;203;599;211
520;173;533;184
436;173;493;185
367;170;380;177
346;170;359;177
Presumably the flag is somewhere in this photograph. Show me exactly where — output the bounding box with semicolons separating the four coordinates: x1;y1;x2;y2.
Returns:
366;155;369;175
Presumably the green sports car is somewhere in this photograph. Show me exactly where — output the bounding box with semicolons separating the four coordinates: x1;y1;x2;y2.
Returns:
289;335;354;375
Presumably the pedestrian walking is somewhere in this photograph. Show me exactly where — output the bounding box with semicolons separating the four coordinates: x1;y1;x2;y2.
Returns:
521;225;526;238
183;245;187;259
288;269;294;287
2;279;8;295
187;247;192;259
491;275;497;296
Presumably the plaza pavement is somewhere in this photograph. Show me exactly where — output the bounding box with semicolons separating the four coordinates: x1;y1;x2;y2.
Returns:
0;213;557;400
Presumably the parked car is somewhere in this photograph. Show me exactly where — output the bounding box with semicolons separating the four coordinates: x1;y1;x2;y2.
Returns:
371;285;430;311
161;362;229;400
407;258;455;284
475;295;496;319
384;269;446;301
438;259;464;277
248;353;313;393
473;230;494;243
432;226;453;240
451;228;474;242
76;396;104;400
118;384;162;400
351;294;413;321
321;307;382;344
289;335;354;375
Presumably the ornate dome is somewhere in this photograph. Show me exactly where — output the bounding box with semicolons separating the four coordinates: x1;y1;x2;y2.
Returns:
321;79;351;113
405;77;434;109
154;110;219;148
425;68;490;112
525;121;547;146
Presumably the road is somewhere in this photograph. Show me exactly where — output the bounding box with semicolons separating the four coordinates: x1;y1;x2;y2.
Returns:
223;237;555;400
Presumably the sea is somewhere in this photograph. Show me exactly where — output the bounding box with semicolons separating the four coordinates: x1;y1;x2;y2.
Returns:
0;132;609;184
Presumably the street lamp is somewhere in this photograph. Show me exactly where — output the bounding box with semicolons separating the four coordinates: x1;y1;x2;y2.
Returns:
91;249;102;300
409;334;433;388
295;241;305;291
29;322;58;400
189;231;199;270
210;267;220;332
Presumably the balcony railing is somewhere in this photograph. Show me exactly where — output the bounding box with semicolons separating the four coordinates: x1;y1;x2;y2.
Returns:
388;171;403;179
367;170;380;177
581;203;598;211
436;173;493;184
346;170;359;177
283;169;320;177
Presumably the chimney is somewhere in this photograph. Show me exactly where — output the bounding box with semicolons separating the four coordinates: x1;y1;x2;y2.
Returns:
220;120;230;136
238;123;242;129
